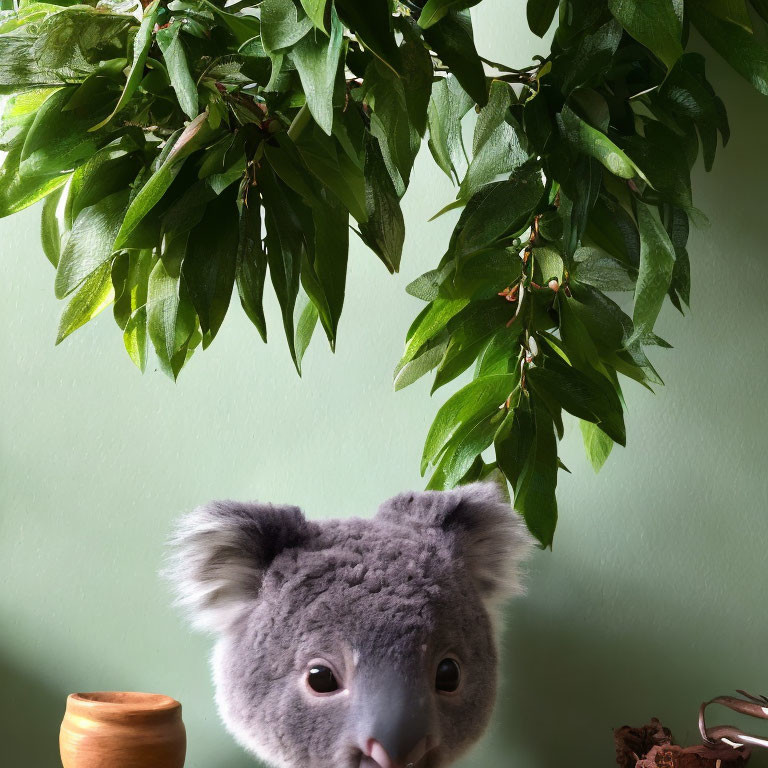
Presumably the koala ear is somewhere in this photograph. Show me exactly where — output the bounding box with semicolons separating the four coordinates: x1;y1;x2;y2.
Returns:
377;482;534;606
166;500;314;633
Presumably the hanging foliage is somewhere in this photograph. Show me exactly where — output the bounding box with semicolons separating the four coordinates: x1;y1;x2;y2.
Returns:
0;0;765;545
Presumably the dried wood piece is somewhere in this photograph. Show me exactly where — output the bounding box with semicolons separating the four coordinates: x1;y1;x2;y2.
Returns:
615;719;751;767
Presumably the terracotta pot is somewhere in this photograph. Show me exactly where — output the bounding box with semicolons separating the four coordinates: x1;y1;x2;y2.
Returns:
60;691;186;768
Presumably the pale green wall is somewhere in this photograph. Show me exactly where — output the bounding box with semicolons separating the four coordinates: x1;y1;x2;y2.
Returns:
2;2;767;766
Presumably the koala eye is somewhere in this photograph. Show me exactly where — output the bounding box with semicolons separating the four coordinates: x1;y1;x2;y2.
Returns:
435;658;461;693
307;665;340;695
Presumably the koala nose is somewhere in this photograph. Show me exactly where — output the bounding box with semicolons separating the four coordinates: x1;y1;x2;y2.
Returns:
355;665;438;767
364;736;432;768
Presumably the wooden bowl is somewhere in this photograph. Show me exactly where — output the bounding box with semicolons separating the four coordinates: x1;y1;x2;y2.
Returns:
60;691;186;768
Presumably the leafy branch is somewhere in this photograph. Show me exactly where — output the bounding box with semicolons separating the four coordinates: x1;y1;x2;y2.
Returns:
0;0;766;545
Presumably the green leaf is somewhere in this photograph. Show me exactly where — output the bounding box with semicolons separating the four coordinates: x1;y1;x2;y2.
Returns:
199;0;261;46
418;0;481;29
20;85;118;178
698;0;753;30
56;260;115;344
0;34;56;91
41;184;64;267
515;399;559;548
292;126;368;222
182;190;239;347
400;298;469;366
496;396;559;547
55;189;129;299
460;81;528;199
532;246;564;285
752;0;768;23
426;404;508;490
568;87;611;132
431;333;490;393
580;420;613;472
156;20;199;120
572;246;638;291
397;17;434;138
91;0;159;131
363;58;420;194
494;398;532;492
261;0;314;53
526;0;559;37
235;191;268;342
471;80;511;155
112;250;139;328
553;18;623;92
585;195;640;268
557;297;629;445
0;93;70;217
559;157;602;259
293;288;319;373
422;372;518;472
162;178;217;237
527;352;626;444
264;137;321;202
305;192;349;343
689;2;768;95
0;8;133;90
0;88;54;152
123;305;148;372
393;336;450;391
258;163;307;367
198;133;246;181
336;0;400;72
476;330;518;377
630;202;676;345
454;161;544;255
63;63;127;110
622;123;693;212
406;264;453;302
148;237;196;371
114;113;218;248
564;283;627;356
292;6;343;134
607;0;683;70
66;133;144;223
558;104;643;180
427;75;473;182
423;10;487;107
300;0;328;31
358;134;405;273
449;249;522;300
0;3;61;36
113;249;152;370
654;53;729;171
665;206;691;311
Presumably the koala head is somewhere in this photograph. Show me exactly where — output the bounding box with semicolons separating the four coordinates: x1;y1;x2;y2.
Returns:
168;483;533;768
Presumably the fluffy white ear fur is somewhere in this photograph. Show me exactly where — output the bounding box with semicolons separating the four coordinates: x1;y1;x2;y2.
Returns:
165;500;312;633
449;482;535;608
169;485;533;633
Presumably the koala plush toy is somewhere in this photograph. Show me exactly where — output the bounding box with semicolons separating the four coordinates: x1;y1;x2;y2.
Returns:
168;482;533;768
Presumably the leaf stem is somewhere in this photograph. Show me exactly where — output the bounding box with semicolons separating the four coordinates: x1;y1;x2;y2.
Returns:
287;103;312;141
480;56;541;74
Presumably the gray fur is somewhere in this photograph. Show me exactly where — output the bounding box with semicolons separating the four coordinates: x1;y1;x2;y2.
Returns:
167;483;533;768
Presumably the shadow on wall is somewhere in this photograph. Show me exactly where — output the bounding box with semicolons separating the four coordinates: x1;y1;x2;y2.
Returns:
0;655;64;767
491;570;768;768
